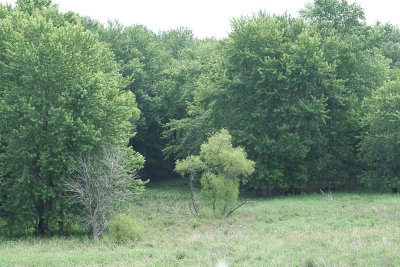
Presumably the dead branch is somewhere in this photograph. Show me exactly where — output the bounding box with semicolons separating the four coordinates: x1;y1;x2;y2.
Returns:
64;146;145;243
320;189;345;206
225;200;248;218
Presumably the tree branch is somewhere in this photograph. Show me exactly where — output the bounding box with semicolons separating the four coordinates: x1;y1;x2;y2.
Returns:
320;189;345;206
225;200;248;218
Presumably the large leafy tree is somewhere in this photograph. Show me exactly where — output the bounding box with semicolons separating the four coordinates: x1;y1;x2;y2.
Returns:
0;6;139;234
301;0;390;190
359;80;400;191
215;14;337;195
166;14;334;195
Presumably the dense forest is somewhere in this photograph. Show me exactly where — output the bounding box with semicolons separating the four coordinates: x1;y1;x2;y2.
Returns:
1;0;400;236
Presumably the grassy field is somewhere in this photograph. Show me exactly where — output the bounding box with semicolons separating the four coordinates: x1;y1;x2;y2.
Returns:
1;179;399;266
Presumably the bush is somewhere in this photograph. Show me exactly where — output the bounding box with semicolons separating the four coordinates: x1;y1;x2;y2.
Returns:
175;129;255;217
105;214;144;243
200;173;239;217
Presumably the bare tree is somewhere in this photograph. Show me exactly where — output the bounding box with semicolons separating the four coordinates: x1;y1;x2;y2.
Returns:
64;146;146;243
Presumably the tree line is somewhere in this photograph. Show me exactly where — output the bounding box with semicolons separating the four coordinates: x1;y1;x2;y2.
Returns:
1;0;400;235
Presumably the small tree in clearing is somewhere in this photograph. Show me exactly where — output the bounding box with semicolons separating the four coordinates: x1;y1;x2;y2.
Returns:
174;155;204;216
64;146;147;243
175;129;255;217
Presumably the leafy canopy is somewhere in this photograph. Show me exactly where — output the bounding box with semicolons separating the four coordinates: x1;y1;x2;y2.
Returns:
0;7;139;234
175;129;254;217
359;79;400;191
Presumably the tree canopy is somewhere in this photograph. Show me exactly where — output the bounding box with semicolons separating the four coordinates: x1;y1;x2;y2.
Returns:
0;5;140;234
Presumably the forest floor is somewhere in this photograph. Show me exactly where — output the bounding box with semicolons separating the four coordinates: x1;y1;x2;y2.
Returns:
1;179;400;266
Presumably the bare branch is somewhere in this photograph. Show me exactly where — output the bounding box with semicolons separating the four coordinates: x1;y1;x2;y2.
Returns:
225;200;248;218
64;146;145;243
320;189;345;206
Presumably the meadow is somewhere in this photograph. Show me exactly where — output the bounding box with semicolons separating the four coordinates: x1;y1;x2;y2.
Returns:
1;179;399;266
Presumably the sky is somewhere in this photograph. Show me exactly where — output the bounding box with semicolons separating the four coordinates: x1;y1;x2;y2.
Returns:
1;0;400;39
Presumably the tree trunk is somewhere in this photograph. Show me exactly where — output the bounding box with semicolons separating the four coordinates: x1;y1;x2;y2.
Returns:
261;188;268;198
38;218;47;235
37;202;48;235
189;171;199;216
93;231;99;243
58;219;64;236
212;190;216;213
92;218;99;243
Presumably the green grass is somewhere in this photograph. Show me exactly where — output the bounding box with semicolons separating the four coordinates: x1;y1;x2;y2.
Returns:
1;179;400;266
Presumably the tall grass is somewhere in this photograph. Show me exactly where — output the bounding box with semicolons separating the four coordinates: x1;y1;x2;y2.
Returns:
1;179;399;266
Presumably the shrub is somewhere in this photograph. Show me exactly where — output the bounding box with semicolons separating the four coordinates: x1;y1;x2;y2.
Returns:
200;173;239;217
106;214;144;243
175;129;255;217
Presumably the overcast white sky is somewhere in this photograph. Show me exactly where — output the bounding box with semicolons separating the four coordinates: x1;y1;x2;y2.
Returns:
1;0;400;39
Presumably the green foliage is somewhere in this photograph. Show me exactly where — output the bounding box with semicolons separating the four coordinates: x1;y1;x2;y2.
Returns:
211;14;335;194
166;5;392;195
0;7;139;234
1;0;400;242
65;146;146;243
175;129;254;217
300;0;365;35
359;79;400;191
375;23;400;68
301;0;391;190
162;39;224;159
200;173;239;217
16;0;54;13
89;22;218;180
77;0;394;195
87;21;176;179
174;155;203;176
105;214;144;243
159;27;197;59
198;130;255;181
